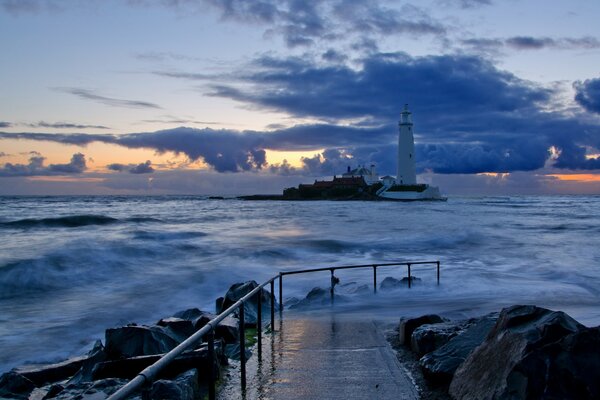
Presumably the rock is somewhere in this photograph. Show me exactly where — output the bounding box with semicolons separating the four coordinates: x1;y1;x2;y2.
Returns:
156;317;196;343
288;287;346;310
410;321;468;357
10;356;87;388
92;346;219;381
105;325;180;359
420;312;498;384
171;308;238;344
68;340;107;385
143;369;201;400
51;378;129;399
0;371;36;399
380;276;421;290
339;282;371;295
449;305;589;400
218;281;276;326
398;314;445;345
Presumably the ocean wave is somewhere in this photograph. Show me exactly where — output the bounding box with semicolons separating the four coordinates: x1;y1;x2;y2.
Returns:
0;215;160;229
132;230;207;241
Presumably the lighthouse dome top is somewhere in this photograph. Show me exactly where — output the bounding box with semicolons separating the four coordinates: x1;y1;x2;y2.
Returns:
399;104;412;125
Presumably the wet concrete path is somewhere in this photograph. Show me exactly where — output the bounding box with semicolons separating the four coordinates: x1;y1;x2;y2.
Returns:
218;314;419;399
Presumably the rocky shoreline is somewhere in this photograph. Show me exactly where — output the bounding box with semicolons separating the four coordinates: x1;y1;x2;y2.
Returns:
2;279;599;399
391;305;600;399
0;281;273;400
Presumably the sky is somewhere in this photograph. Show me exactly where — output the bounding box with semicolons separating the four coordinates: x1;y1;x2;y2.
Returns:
1;0;600;195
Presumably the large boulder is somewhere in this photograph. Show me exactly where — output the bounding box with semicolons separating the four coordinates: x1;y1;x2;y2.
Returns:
50;378;129;399
171;308;238;344
398;314;445;345
420;312;498;384
68;340;107;385
449;305;591;400
143;369;201;400
0;371;36;399
10;356;86;387
411;321;469;357
288;287;347;310
156;317;196;343
380;276;421;291
218;281;275;326
105;324;181;359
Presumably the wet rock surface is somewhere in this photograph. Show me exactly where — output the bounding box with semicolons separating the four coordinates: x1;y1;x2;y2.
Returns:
217;281;276;326
419;313;498;384
449;305;596;400
410;321;469;357
398;314;446;345
380;276;421;290
105;325;181;359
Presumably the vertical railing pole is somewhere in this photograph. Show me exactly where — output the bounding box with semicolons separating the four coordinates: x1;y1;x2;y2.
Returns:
239;304;246;391
330;269;335;305
407;263;412;289
207;329;216;400
257;288;262;358
270;280;275;330
278;274;283;313
373;265;377;294
437;261;440;285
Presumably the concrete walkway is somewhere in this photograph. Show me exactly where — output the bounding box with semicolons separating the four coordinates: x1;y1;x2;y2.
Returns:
219;314;419;399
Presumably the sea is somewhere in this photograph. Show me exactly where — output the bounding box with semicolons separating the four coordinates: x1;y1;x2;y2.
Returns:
1;195;599;373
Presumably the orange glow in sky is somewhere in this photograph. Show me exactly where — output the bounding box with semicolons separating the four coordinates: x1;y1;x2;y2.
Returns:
548;174;600;182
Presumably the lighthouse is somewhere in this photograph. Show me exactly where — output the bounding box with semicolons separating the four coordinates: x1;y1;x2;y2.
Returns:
396;104;417;185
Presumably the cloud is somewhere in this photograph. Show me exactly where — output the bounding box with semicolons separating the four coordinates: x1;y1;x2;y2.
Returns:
574;78;600;114
0;153;87;177
0;121;11;128
201;0;447;48
26;121;110;129
462;36;600;53
54;87;161;109
437;0;492;8
3;53;600;175
108;160;155;174
0;0;60;14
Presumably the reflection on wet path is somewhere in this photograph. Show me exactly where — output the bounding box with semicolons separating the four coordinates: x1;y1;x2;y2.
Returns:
218;312;418;399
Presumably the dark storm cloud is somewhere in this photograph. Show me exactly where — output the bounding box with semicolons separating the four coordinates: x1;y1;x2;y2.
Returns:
108;160;155;174
0;132;115;146
574;78;600;114
209;53;550;122
201;0;446;47
0;121;11;128
205;52;600;173
463;36;600;53
3;52;600;175
0;153;87;177
54;88;161;109
26;121;111;129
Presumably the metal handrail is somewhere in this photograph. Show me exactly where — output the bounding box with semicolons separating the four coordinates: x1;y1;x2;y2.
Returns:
107;260;440;400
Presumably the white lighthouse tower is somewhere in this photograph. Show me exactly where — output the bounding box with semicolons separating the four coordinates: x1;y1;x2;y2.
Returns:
396;104;417;185
378;104;445;201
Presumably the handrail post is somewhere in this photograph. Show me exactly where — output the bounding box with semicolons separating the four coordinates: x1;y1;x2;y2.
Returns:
257;288;262;358
239;304;246;391
437;261;440;285
278;274;283;313
407;263;412;289
270;280;275;330
373;265;377;294
330;269;335;305
207;329;215;400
